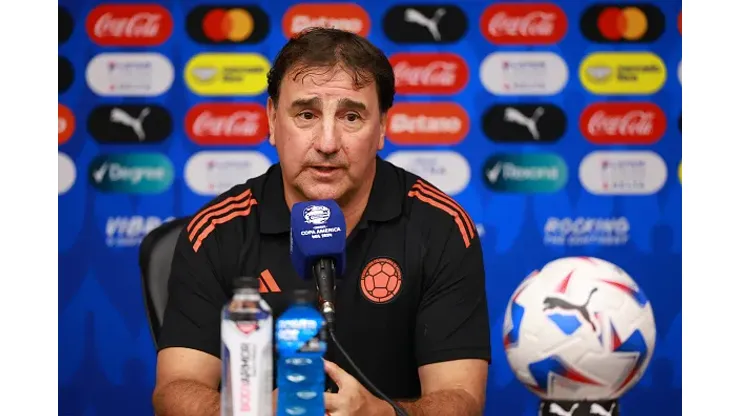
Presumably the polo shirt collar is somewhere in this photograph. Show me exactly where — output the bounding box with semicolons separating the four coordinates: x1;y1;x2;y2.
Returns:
258;157;402;235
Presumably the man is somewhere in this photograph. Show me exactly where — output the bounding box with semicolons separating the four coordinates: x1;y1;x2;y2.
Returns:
153;28;490;416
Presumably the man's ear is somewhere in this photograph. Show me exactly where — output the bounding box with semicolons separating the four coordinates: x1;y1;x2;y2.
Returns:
266;97;277;146
378;112;387;150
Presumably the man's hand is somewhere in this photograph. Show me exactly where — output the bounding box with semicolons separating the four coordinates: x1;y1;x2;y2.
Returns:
323;360;393;416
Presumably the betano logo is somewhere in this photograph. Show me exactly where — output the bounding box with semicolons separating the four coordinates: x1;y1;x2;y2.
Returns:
483;153;567;193
579;52;666;95
89;153;174;194
386;102;469;145
184;53;270;96
282;3;370;38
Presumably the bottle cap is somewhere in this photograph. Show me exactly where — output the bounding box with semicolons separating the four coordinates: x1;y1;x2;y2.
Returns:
233;276;260;290
293;288;316;304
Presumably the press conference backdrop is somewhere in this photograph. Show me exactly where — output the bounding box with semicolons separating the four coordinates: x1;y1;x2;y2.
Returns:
58;1;682;415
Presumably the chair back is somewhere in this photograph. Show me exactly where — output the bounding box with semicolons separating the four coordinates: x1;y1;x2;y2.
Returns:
139;217;190;348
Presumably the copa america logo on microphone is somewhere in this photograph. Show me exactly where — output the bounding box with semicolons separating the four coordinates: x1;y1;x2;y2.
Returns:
303;205;331;225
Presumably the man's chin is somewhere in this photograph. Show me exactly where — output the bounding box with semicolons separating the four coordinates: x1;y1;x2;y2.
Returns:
301;185;346;202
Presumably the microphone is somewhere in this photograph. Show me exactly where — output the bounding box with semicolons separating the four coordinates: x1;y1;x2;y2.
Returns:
289;199;346;331
289;199;410;416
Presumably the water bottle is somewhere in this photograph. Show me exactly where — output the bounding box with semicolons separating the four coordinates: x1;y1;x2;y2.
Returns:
276;289;327;416
221;276;273;416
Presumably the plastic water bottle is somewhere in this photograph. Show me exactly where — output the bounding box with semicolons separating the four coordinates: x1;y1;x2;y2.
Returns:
221;276;273;416
276;290;327;416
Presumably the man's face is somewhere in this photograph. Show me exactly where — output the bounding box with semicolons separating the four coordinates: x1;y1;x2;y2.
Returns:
267;66;386;204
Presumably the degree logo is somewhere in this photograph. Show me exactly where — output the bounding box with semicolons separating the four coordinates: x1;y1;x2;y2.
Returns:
89;153;174;194
580;52;666;95
185;53;270;96
186;5;269;44
581;4;665;43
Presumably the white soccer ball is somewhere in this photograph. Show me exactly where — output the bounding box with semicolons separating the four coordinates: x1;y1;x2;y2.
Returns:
503;256;656;400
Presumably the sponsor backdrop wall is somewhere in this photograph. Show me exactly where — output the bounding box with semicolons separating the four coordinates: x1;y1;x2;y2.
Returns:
58;0;681;415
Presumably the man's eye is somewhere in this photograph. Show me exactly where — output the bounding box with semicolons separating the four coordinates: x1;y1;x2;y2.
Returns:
299;112;315;120
345;114;359;122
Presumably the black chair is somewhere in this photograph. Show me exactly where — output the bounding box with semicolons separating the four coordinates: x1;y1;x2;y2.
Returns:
139;216;191;349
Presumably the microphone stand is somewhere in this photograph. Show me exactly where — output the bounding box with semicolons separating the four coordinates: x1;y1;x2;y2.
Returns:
312;258;337;332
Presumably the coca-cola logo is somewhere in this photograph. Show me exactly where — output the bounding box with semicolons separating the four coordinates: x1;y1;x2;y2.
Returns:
389;53;469;95
185;103;269;146
59;103;75;145
387;102;470;145
86;4;173;46
580;102;666;145
481;3;567;45
282;3;370;38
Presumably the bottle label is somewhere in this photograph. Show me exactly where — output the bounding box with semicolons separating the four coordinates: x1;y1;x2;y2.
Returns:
276;318;327;354
222;316;273;416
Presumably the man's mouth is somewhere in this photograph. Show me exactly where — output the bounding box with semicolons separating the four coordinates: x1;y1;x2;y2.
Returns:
310;166;341;173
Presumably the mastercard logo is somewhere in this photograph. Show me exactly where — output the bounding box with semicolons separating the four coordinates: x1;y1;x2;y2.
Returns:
186;5;269;44
581;4;665;43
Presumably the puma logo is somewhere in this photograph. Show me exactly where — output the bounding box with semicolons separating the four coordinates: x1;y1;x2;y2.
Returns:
549;403;579;416
590;403;616;416
404;8;447;41
110;107;150;141
543;288;598;331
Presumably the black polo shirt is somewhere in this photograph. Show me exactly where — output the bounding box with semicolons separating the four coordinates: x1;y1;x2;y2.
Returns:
159;156;491;400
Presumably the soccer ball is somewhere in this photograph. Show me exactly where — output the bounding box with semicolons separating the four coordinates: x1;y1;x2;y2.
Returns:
503;256;656;400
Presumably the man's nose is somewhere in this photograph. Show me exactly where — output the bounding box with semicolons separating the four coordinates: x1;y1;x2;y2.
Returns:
315;118;341;154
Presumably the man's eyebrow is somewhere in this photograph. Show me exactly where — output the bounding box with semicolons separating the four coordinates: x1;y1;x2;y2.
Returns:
337;98;367;112
289;97;322;110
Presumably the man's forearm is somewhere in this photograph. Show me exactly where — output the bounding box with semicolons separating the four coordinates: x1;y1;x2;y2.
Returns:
153;380;219;416
396;389;482;416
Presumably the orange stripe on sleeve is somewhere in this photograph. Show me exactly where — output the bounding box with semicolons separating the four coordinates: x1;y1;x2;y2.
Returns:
192;199;258;253
187;189;252;233
188;195;255;242
260;269;281;292
408;189;471;248
414;181;475;238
